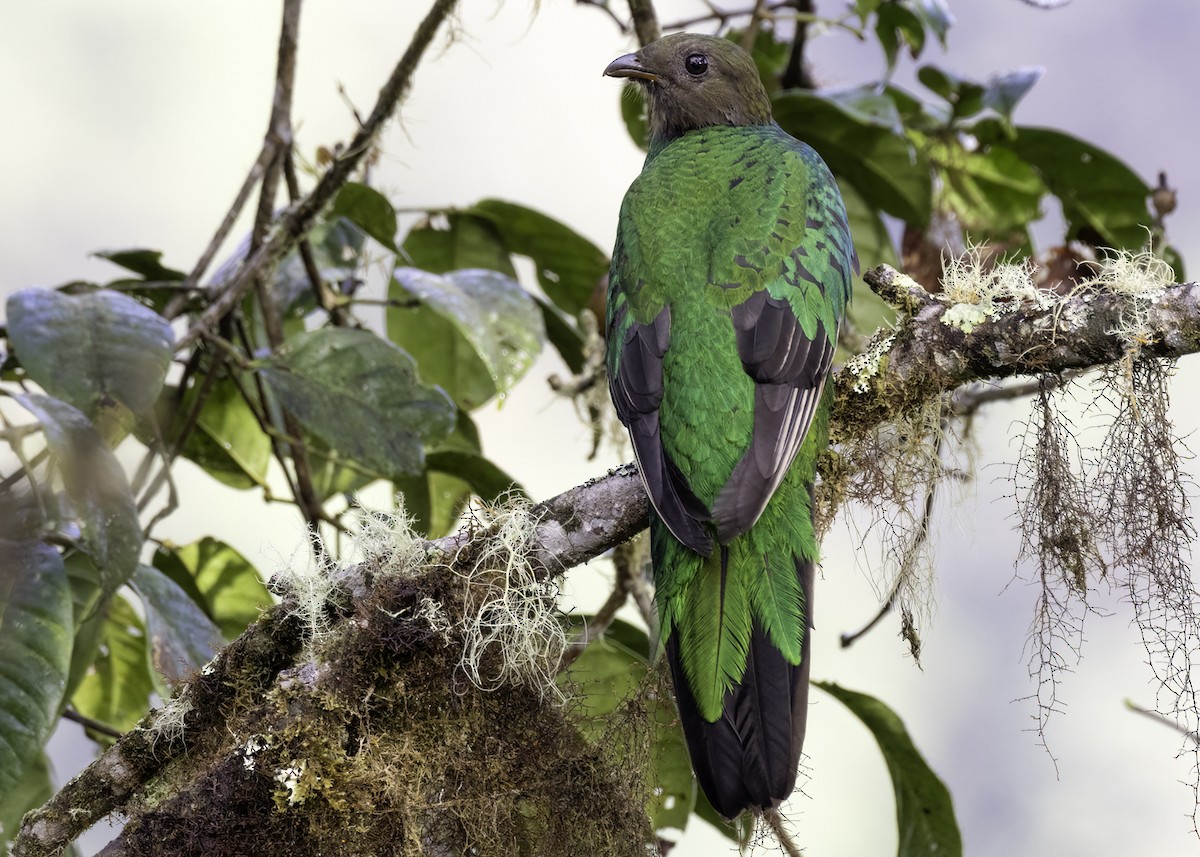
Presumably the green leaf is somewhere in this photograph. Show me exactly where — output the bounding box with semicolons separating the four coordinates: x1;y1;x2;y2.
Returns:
385;276;505;410
393;412;523;538
0;540;73;801
0;751;54;846
391;268;545;406
469;200;609;316
402;213;517;276
773;90;932;225
929;140;1045;233
330;182;398;252
152;538;271;642
273;217;368;318
6;288;174;426
130;565;221;687
536;295;586;374
71;595;155;739
563;619;694;835
912;0;953;47
13;394;141;593
94;249;186;281
877;3;926;62
839;181;897;342
982;67;1044;120
1001;127;1153;250
816;681;962;857
175;374;272;490
258;328;455;477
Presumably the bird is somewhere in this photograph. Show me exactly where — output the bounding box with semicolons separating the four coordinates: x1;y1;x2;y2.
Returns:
603;33;856;819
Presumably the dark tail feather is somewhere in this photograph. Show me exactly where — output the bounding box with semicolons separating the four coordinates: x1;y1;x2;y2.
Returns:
667;556;814;818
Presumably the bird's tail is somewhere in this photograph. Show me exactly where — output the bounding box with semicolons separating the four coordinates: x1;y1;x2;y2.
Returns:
662;542;814;819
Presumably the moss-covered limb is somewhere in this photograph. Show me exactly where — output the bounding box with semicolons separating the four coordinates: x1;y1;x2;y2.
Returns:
12;607;303;857
832;264;1200;443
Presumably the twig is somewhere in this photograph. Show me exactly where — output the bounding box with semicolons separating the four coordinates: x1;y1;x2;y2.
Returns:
171;0;462;353
62;708;123;741
781;0;814;90
1126;699;1200;745
741;0;768;49
627;0;660;45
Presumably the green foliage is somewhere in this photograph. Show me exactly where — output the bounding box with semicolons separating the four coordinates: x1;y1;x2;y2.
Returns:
0;541;72;800
0;3;1187;853
817;682;962;857
258;327;456;477
152;539;272;641
563;619;695;839
71;595;156;739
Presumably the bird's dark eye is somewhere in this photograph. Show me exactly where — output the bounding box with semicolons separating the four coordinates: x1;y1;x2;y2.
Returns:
685;54;708;76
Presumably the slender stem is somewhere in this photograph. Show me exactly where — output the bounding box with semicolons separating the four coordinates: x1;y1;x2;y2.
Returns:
627;0;660;45
173;0;462;353
62;708;123;740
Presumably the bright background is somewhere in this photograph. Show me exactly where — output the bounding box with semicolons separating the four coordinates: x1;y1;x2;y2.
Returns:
3;1;1199;854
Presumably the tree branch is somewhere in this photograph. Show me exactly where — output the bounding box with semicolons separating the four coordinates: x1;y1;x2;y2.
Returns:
18;266;1200;855
170;0;461;350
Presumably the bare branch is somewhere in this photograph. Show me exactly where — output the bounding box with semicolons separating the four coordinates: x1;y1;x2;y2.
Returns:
170;0;461;350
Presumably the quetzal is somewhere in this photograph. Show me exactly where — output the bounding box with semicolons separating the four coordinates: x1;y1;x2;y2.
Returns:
603;33;856;818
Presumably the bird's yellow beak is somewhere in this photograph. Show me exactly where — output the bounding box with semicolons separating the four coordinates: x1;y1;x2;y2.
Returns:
604;52;660;82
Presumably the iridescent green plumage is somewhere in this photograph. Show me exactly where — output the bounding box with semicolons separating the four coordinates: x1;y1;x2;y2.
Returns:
606;34;855;817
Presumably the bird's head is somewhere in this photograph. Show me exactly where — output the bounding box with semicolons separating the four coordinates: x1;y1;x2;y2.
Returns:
604;33;773;145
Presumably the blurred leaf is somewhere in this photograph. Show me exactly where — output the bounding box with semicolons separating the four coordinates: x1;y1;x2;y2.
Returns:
839;181;897;343
469;199;609;316
391;268;545;407
563;619;694;835
930;140;1044;232
94;249;186;282
305;433;380;501
1001;126;1152;250
181;374;272;490
71;595;155;740
816;681;962;857
0;540;73;800
536;295;586;374
912;0;954;47
824;86;906;135
1162;245;1186;283
402;213;516;276
330;182;398;252
916;65;984;120
259;328;455;477
152;539;271;642
773;91;932;225
0;751;54;847
6;289;174;429
877;2;926;66
130;565;221;688
982;67;1044;119
13;394;141;593
620;82;649;152
394;412;522;538
274;217;367;318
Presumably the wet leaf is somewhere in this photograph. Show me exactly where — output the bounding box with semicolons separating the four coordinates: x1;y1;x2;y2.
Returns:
152;538;271;642
392;268;545;407
259;328;455;476
71;595;155;740
0;540;73;800
6;288;174;426
130;565;221;687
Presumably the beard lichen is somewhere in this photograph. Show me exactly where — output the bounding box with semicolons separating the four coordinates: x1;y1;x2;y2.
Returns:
108;499;656;856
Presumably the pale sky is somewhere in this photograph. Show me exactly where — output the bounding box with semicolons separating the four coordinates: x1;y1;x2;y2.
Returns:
3;2;1200;855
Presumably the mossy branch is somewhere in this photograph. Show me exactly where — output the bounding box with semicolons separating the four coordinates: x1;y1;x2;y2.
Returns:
18;263;1200;855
